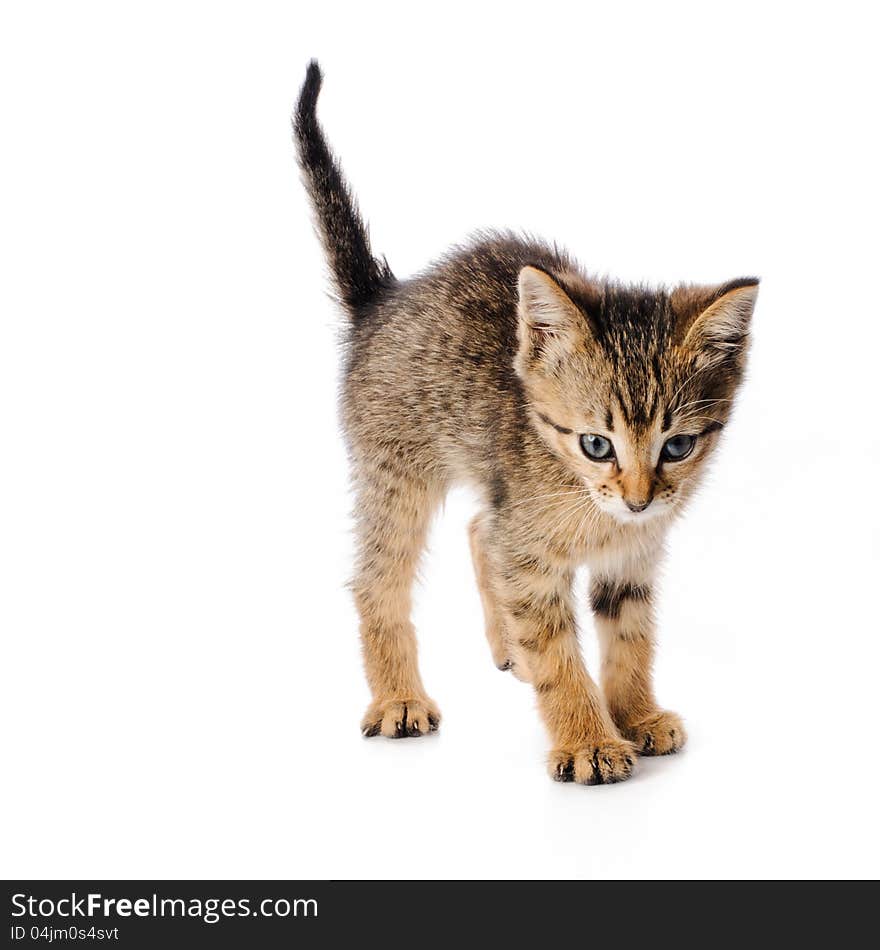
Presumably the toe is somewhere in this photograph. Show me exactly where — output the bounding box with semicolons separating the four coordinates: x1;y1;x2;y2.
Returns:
572;740;636;785
625;711;686;756
364;699;441;739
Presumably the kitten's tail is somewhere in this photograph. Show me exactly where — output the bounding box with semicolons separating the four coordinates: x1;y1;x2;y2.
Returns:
293;61;393;312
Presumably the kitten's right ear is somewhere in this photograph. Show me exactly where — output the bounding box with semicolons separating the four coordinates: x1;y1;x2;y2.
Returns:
516;266;594;372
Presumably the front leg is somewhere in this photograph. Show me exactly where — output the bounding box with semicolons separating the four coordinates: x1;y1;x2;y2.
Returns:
493;545;635;784
590;571;687;756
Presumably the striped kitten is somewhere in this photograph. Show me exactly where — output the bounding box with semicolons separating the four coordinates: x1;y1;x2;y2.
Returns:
294;62;758;785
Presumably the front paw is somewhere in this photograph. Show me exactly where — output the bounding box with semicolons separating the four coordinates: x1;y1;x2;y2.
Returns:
361;697;441;739
550;737;636;785
619;710;686;756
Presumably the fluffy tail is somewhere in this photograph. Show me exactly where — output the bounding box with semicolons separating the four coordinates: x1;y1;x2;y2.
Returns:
293;61;393;312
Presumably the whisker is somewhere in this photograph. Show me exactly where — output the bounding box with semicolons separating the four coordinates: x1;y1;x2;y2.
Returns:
675;414;726;427
667;357;726;406
673;397;732;414
504;487;594;510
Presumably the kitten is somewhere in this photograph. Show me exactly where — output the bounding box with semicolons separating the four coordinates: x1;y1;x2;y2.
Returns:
294;61;758;785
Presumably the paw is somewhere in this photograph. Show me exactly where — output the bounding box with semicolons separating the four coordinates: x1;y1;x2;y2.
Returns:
549;737;636;785
361;698;440;739
620;710;686;756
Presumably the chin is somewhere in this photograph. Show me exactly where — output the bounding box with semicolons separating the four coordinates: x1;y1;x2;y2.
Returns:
606;504;674;526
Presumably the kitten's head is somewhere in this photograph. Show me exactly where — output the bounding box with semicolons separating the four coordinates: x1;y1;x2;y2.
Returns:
514;266;759;524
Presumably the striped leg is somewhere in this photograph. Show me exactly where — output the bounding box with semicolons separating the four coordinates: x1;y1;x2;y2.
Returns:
591;574;687;756
488;540;635;784
353;460;441;739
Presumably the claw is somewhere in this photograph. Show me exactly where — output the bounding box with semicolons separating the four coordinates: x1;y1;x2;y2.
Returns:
555;758;575;782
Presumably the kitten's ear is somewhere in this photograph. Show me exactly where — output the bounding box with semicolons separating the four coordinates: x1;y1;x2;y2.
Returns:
516;266;595;370
673;278;760;355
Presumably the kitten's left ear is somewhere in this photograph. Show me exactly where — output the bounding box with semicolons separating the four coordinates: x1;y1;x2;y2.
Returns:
673;278;760;354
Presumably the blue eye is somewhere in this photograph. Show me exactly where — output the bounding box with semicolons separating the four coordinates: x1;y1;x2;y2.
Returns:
580;434;615;461
662;434;696;461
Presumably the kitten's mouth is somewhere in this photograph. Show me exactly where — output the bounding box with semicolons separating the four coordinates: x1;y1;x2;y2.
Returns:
590;493;674;525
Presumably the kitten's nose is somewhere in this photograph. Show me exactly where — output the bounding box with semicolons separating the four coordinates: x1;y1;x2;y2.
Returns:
625;499;651;513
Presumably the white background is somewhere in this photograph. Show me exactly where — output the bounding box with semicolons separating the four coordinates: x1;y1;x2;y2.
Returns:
2;1;878;879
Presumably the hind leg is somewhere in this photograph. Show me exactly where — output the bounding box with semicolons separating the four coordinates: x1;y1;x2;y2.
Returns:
468;513;512;671
353;454;442;738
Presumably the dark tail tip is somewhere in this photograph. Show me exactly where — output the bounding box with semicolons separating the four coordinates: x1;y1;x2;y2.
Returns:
294;60;323;137
293;59;393;312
